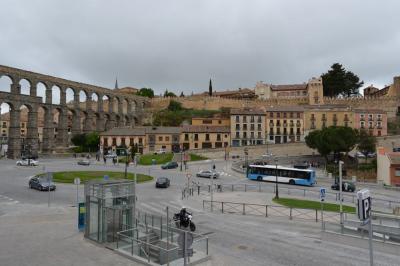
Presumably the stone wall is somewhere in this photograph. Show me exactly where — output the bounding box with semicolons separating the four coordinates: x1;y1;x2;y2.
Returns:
149;94;400;119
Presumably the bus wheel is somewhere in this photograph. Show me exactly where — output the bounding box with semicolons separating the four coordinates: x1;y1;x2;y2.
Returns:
257;176;262;181
289;179;295;185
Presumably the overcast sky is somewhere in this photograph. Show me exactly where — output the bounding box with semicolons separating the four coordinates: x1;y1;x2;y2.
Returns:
1;0;400;96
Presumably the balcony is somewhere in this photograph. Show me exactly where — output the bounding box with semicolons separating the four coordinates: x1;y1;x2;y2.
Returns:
289;122;294;127
269;122;274;127
377;117;382;121
296;122;301;127
360;117;365;121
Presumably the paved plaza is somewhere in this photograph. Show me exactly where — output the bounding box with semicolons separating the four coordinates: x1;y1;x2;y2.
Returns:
0;157;399;265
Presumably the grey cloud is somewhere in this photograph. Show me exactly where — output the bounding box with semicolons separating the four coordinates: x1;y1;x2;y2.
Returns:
0;0;399;96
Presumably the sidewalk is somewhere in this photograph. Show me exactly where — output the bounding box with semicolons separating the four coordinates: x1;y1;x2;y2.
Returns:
0;203;138;266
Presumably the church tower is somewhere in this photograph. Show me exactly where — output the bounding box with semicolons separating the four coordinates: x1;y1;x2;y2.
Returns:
308;77;324;105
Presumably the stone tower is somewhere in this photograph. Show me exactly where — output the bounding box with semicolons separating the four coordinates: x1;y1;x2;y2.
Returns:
308;77;324;105
388;76;400;97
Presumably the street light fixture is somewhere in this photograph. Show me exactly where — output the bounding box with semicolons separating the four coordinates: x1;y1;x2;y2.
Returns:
339;160;344;224
274;158;279;199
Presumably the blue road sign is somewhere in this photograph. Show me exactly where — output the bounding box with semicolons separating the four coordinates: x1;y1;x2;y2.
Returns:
104;175;109;180
320;187;326;201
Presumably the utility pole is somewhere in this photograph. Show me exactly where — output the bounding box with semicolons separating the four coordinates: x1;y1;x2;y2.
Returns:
211;160;215;212
339;160;344;224
275;158;279;199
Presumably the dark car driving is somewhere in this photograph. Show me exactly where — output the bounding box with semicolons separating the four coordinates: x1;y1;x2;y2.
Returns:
161;162;178;169
331;181;355;192
29;177;56;191
155;177;170;188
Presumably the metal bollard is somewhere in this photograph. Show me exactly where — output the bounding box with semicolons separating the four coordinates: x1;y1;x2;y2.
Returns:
266;205;268;217
243;203;245;215
198;185;200;195
222;202;224;213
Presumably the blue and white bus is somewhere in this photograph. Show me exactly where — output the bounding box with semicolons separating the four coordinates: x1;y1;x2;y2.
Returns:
247;164;316;186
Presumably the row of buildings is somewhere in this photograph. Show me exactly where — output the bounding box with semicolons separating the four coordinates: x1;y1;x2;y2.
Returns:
99;105;387;154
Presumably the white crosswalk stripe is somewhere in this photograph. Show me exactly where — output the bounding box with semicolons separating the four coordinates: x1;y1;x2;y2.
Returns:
0;194;19;205
138;200;204;216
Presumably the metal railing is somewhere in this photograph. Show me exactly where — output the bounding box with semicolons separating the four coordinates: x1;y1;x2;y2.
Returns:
184;182;400;211
203;199;341;223
117;223;209;265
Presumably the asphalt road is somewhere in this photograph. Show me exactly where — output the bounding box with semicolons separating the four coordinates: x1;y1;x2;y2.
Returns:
1;157;399;266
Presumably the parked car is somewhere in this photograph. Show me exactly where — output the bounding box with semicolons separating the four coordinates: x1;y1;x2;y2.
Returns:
155;177;170;188
331;181;355;192
77;159;90;166
356;151;376;158
196;170;219;179
356;152;366;158
16;159;39;166
29;177;56;191
154;149;166;155
105;153;117;158
161;161;178;169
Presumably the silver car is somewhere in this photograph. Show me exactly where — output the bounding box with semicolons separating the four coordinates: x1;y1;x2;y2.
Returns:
16;159;39;166
196;170;219;179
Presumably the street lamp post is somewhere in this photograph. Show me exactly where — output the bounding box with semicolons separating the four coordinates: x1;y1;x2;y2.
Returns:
339;160;344;224
180;148;183;172
124;148;129;179
275;158;279;199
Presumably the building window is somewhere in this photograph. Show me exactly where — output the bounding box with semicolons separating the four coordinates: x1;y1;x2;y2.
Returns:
194;134;198;141
243;124;247;130
139;138;143;144
277;113;281;118
112;138;116;146
203;119;212;124
218;120;222;124
257;116;262;123
159;136;163;141
184;134;189;141
377;114;382;121
235;116;239;123
205;134;210;141
276;120;281;127
2;122;6;128
360;114;365;121
130;138;133;145
21;123;25;128
290;112;293;118
283;113;287;118
243;132;247;138
296;135;300;141
194;143;198;148
258;132;261;138
250;116;255;123
165;136;170;141
396;168;400;177
235;132;240;138
243;116;247;122
217;134;221;141
269;112;273;118
360;121;365;128
368;114;373;121
258;124;262;131
250;124;255;131
250;132;254;138
297;113;300;118
236;124;240;130
121;138;125;145
344;121;349;127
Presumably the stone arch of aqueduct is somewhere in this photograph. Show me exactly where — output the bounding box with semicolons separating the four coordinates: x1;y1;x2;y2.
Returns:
0;65;147;159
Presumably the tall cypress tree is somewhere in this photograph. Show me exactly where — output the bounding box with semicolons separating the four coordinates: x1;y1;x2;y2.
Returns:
209;79;213;96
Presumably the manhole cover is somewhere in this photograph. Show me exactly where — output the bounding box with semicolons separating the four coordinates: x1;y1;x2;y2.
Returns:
237;245;248;250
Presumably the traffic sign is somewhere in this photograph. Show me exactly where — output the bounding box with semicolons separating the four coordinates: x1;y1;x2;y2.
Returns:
74;177;81;185
103;175;109;180
357;189;371;221
320;187;326;201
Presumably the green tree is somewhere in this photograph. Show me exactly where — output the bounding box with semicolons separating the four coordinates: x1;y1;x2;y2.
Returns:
164;89;176;97
180;91;185;97
86;132;100;151
167;100;183;111
322;63;363;97
136;88;154;98
71;133;86;147
358;129;377;162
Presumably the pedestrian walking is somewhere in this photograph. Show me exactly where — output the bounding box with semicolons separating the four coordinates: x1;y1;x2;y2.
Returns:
103;156;106;165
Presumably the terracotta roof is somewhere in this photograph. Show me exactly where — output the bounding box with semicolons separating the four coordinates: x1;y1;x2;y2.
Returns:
182;125;230;133
99;127;146;136
266;106;305;112
354;109;386;114
270;84;308;91
230;108;266;115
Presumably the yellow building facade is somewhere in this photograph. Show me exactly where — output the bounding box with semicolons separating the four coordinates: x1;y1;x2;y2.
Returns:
181;125;230;150
304;105;354;135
